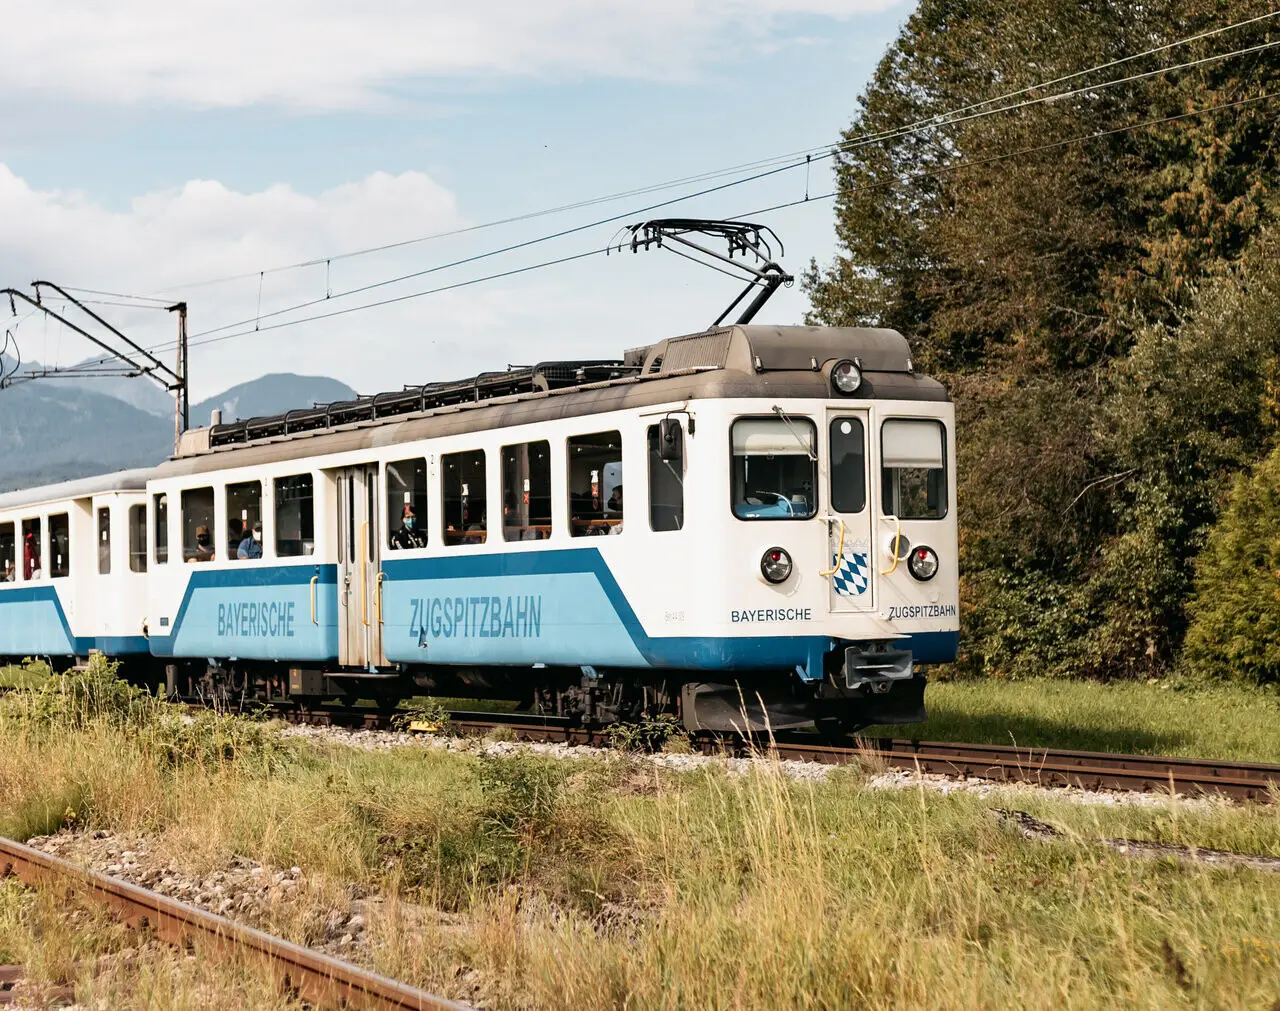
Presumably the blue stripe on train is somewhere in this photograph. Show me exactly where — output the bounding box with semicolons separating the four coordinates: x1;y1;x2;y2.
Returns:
144;550;959;676
0;585;150;656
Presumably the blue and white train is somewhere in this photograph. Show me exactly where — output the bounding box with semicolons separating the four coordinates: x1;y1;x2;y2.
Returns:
0;323;958;733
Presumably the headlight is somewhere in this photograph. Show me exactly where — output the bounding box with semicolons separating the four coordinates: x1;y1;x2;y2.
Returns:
907;545;939;581
831;360;862;395
760;547;793;584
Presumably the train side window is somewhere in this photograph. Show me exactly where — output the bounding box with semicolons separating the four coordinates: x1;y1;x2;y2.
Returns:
647;424;684;532
0;522;14;583
49;513;70;578
829;417;867;514
568;431;623;537
501;441;552;541
226;481;263;559
181;487;216;562
129;505;148;573
386;458;428;550
21;518;41;580
442;450;487;546
154;494;169;564
881;419;947;519
275;474;315;557
730;417;817;520
98;506;112;574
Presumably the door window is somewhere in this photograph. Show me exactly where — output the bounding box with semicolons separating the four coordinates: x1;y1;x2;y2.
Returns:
881;419;947;519
730;417;817;520
49;513;70;578
98;506;112;574
154;494;169;564
129;505;148;573
647;424;684;532
829;417;866;514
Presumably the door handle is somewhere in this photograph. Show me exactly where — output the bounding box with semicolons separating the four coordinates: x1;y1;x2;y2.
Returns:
880;515;902;575
819;517;845;578
310;574;319;625
376;572;384;625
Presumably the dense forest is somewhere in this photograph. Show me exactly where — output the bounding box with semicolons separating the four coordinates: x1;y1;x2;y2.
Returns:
806;1;1280;682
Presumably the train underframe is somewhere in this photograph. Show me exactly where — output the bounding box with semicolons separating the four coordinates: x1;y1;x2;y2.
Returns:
11;641;929;738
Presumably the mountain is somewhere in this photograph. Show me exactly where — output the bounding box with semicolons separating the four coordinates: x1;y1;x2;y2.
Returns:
0;371;359;492
191;373;357;426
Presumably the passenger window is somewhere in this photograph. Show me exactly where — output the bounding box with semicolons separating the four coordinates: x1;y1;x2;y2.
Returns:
275;474;315;557
154;493;169;565
49;513;70;578
182;487;216;562
830;417;867;514
501;441;552;541
98;506;112;574
731;417;817;520
21;518;41;580
226;481;263;560
647;424;684;532
442;450;487;546
386;458;428;550
129;505;148;573
568;431;623;537
0;522;14;583
881;419;947;519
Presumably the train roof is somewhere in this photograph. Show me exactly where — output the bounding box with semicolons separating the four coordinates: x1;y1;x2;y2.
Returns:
156;324;947;478
0;468;153;512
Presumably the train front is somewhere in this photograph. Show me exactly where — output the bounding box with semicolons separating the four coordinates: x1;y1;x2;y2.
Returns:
673;327;958;735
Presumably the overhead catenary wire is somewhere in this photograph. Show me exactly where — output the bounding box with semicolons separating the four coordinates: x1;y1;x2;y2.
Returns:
54;9;1280;304
33;21;1280;381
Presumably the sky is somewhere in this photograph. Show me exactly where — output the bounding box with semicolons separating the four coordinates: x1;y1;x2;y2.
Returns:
0;0;912;402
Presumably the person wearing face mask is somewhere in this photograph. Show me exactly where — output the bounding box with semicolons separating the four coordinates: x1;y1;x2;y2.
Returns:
189;525;216;563
392;504;426;550
238;520;264;560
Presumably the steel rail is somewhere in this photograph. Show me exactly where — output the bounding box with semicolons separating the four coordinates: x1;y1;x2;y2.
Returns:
0;836;465;1011
260;702;1280;802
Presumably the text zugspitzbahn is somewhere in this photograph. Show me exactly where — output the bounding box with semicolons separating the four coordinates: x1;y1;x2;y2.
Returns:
411;595;542;639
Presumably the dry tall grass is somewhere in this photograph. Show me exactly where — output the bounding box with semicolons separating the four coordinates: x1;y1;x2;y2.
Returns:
3;660;1280;1008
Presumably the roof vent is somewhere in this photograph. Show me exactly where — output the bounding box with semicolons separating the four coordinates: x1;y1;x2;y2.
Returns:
210;409;222;426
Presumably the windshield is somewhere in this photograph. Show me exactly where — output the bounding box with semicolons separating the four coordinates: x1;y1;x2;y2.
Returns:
731;418;817;519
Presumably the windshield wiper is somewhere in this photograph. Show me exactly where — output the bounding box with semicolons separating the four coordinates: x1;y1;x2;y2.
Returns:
771;405;817;461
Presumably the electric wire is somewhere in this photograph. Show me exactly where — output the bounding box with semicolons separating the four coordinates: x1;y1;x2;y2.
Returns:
57;9;1280;301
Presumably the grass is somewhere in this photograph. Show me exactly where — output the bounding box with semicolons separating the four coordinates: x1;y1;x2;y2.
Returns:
0;660;50;690
868;676;1280;763
3;659;1280;1008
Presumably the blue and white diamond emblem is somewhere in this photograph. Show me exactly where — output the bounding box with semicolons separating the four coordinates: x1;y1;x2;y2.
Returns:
831;539;871;597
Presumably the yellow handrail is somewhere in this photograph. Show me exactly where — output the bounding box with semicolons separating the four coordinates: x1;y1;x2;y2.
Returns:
376;572;385;625
819;518;845;577
360;522;370;627
880;516;902;575
310;574;319;625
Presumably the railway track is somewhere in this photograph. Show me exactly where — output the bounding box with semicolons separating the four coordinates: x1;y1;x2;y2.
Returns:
272;703;1280;802
0;836;463;1011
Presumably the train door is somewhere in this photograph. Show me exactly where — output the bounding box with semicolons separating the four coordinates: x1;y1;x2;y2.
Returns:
824;410;876;613
336;465;386;668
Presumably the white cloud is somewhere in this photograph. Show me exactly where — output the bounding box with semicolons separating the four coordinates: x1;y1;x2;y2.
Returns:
0;0;901;110
0;162;829;401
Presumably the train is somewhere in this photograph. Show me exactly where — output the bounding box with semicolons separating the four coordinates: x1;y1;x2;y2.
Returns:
0;322;958;735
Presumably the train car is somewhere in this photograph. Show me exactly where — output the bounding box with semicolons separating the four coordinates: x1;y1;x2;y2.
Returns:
0;470;153;663
142;323;958;732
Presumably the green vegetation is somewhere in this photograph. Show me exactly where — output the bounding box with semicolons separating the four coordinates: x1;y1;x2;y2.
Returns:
805;0;1280;682
0;660;50;690
871;677;1280;763
4;663;1280;1008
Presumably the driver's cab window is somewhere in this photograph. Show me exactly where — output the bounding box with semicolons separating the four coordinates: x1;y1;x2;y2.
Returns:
881;418;947;519
731;417;817;520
